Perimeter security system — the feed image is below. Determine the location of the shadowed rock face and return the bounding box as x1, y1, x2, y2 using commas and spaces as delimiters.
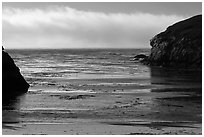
148, 15, 202, 69
2, 47, 29, 101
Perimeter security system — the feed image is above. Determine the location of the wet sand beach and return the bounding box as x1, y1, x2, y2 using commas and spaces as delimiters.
3, 67, 202, 135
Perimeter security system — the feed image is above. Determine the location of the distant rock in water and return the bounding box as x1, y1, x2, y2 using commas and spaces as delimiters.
147, 15, 202, 69
2, 47, 29, 101
134, 54, 147, 60
133, 54, 148, 62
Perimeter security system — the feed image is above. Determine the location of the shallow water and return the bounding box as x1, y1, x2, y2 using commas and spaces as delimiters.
7, 49, 150, 79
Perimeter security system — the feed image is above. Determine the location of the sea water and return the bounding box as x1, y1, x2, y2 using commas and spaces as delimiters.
7, 48, 151, 87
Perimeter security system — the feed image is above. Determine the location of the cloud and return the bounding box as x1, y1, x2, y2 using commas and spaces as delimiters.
3, 6, 185, 49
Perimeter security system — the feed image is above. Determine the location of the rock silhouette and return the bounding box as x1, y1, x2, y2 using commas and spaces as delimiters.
133, 54, 148, 61
2, 47, 29, 101
147, 15, 202, 69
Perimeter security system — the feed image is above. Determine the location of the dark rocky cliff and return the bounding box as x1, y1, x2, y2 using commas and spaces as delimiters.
147, 15, 202, 69
2, 47, 29, 101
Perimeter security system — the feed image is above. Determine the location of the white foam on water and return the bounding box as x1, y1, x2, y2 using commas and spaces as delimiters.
20, 107, 90, 111
43, 89, 94, 93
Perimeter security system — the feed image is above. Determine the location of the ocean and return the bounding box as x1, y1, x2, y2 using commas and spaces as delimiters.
7, 49, 151, 87
3, 48, 202, 135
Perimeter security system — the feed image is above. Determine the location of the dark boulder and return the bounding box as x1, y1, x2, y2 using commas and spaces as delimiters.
2, 47, 29, 101
133, 54, 148, 63
147, 15, 202, 69
134, 54, 147, 60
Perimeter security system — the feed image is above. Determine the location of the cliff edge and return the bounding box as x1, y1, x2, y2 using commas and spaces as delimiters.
147, 15, 202, 69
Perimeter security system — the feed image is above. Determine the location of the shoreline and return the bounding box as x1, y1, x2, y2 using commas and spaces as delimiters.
3, 82, 202, 134
3, 51, 202, 135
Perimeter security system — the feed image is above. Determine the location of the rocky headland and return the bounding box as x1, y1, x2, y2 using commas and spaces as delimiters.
138, 15, 202, 69
2, 47, 29, 101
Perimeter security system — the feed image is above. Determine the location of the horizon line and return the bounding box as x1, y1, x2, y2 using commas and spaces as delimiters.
4, 47, 151, 50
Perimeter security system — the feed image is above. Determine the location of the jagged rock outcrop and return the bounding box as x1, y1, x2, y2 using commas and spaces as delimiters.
2, 47, 29, 101
147, 15, 202, 69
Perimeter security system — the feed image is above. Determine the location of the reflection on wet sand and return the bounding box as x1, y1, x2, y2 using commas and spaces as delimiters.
2, 94, 26, 130
149, 67, 202, 124
150, 67, 202, 85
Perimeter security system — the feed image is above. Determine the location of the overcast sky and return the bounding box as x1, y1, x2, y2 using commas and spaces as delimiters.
2, 2, 202, 49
